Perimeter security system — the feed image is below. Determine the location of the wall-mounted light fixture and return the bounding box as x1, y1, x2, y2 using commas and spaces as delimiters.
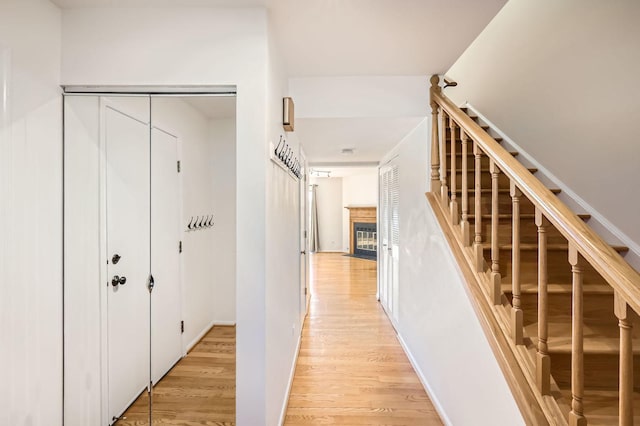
283, 97, 294, 131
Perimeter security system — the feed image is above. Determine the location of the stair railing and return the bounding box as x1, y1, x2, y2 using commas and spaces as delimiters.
428, 75, 640, 425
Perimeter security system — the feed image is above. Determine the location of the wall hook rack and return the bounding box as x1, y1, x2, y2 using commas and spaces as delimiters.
186, 214, 215, 231
270, 135, 302, 180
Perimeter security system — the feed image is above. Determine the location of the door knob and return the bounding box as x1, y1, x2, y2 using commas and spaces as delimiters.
301, 250, 306, 255
111, 275, 127, 287
112, 253, 121, 264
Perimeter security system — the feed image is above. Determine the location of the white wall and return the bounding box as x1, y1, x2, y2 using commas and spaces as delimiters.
0, 1, 62, 425
380, 119, 524, 426
265, 19, 305, 424
209, 117, 237, 324
446, 0, 640, 257
341, 170, 378, 251
61, 8, 268, 424
310, 177, 343, 252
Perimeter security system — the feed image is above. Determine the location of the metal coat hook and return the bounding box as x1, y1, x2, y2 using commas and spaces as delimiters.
187, 214, 215, 231
271, 135, 302, 180
275, 135, 285, 156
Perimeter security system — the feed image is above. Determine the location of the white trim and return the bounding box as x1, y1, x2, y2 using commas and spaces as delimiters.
211, 321, 236, 326
464, 102, 640, 270
185, 319, 215, 353
396, 332, 452, 426
278, 328, 303, 426
98, 97, 109, 425
62, 85, 237, 95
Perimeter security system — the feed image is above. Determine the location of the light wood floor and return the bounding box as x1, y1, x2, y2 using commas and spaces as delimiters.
284, 253, 443, 425
118, 325, 236, 425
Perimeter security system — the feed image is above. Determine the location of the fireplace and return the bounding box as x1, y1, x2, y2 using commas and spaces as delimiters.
345, 206, 376, 259
353, 222, 377, 260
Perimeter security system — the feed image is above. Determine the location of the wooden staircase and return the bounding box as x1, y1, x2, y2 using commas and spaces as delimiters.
427, 75, 640, 425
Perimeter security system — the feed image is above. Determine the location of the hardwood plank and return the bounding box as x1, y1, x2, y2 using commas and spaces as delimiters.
117, 325, 236, 425
284, 253, 443, 425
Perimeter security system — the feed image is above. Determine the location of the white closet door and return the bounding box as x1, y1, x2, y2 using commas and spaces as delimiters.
105, 103, 150, 423
389, 165, 400, 318
379, 167, 390, 308
151, 127, 183, 384
378, 164, 399, 318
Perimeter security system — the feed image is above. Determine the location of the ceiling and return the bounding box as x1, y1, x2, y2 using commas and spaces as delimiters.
51, 0, 266, 7
270, 0, 507, 77
50, 0, 507, 164
297, 117, 424, 163
51, 0, 507, 77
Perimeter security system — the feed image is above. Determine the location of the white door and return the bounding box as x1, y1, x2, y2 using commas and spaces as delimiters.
378, 164, 399, 318
150, 127, 183, 384
299, 150, 309, 320
389, 165, 400, 318
379, 167, 390, 308
104, 102, 151, 423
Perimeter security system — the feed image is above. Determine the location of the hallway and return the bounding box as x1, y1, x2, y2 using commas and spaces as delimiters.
284, 253, 443, 425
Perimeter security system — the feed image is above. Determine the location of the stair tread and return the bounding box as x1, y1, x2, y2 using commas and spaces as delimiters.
484, 243, 628, 253
469, 213, 591, 221
454, 167, 538, 174
572, 389, 640, 425
502, 282, 613, 295
525, 322, 640, 354
455, 150, 518, 157
444, 136, 504, 144
453, 188, 562, 194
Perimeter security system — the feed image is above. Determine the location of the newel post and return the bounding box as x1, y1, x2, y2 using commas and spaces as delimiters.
430, 75, 441, 193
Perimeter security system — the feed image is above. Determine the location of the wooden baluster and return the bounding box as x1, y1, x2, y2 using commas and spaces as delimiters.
460, 131, 470, 246
440, 111, 449, 207
473, 141, 484, 272
489, 159, 501, 305
614, 291, 634, 426
450, 120, 459, 224
569, 244, 587, 426
511, 182, 523, 345
535, 208, 550, 395
430, 75, 441, 194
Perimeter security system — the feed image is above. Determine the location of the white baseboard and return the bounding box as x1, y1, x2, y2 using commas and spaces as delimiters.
211, 320, 236, 326
465, 102, 640, 271
278, 328, 303, 426
396, 332, 452, 426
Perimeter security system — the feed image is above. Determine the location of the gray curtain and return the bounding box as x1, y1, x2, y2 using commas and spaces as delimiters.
309, 184, 319, 252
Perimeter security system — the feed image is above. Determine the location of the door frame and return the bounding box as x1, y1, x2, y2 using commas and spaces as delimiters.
63, 87, 237, 426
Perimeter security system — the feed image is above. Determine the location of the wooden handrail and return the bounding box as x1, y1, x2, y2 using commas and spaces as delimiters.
430, 80, 640, 314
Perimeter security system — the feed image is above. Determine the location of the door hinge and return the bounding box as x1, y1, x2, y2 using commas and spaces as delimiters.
180, 320, 184, 334
177, 160, 181, 173
304, 287, 307, 295
179, 241, 182, 253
